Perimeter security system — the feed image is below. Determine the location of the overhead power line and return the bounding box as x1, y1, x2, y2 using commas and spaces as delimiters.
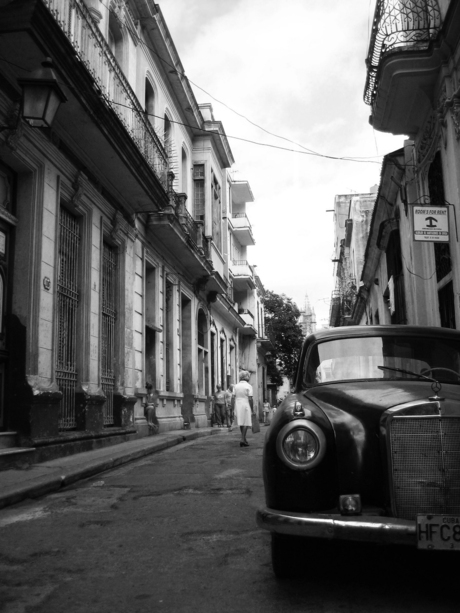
101, 1, 385, 165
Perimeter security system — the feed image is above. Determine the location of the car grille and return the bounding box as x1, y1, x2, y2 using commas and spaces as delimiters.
389, 416, 460, 520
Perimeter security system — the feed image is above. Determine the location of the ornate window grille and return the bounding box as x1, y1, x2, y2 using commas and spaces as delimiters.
101, 242, 117, 425
56, 207, 80, 430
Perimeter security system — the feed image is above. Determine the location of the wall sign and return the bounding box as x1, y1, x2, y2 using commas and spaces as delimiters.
413, 206, 449, 242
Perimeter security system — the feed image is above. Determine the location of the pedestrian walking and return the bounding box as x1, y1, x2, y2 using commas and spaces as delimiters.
225, 384, 234, 431
232, 370, 254, 447
213, 384, 227, 428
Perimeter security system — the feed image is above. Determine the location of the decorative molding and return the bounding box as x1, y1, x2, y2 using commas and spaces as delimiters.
416, 112, 439, 167
437, 83, 448, 147
0, 207, 18, 226
450, 99, 460, 142
110, 210, 134, 243
377, 218, 399, 251
70, 170, 86, 212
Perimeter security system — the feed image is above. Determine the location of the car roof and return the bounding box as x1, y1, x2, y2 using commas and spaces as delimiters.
294, 325, 460, 391
306, 325, 460, 344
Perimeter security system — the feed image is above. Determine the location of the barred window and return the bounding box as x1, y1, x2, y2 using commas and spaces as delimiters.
101, 242, 117, 425
56, 206, 80, 430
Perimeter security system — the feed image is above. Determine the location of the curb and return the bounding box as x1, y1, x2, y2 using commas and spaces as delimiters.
0, 428, 221, 511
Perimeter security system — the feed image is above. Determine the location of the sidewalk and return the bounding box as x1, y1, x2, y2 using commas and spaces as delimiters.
0, 427, 222, 511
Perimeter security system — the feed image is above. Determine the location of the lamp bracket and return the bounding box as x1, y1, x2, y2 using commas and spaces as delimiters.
0, 102, 23, 151
0, 101, 21, 133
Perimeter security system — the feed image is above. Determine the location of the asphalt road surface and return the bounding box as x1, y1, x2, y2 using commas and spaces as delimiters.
1, 427, 459, 613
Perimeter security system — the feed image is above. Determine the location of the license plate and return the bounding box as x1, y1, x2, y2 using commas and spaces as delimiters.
417, 515, 460, 551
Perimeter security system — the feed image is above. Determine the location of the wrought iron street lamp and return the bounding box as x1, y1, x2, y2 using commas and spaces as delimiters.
0, 57, 67, 131
18, 58, 67, 127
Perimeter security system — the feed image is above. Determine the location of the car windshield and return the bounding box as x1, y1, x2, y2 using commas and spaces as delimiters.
303, 335, 460, 385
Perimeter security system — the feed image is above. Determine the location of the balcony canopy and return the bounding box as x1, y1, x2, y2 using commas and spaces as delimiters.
232, 181, 254, 206
364, 0, 443, 135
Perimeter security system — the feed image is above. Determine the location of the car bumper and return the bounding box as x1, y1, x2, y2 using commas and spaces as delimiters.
256, 507, 416, 546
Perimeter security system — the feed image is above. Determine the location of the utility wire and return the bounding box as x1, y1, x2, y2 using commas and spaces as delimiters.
0, 50, 382, 164
110, 99, 381, 163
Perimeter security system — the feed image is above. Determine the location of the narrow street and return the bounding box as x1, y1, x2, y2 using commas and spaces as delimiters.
0, 429, 459, 613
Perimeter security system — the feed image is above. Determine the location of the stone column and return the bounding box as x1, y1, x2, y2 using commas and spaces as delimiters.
113, 393, 137, 428
13, 377, 62, 443
75, 384, 106, 432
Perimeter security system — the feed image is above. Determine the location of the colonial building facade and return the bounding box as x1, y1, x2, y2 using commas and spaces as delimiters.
0, 0, 267, 461
331, 1, 460, 330
329, 190, 377, 327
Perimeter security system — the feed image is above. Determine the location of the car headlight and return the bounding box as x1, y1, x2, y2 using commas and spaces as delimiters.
276, 420, 326, 471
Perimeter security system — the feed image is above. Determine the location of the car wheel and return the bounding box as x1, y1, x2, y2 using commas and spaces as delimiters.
271, 533, 305, 579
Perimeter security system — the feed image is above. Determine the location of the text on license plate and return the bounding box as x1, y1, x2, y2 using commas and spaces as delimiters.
417, 515, 460, 551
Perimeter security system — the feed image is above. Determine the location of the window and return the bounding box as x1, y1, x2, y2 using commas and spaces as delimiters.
305, 335, 460, 386
212, 172, 222, 252
56, 206, 80, 430
145, 79, 155, 128
165, 279, 174, 391
386, 231, 405, 324
181, 148, 188, 195
101, 242, 117, 425
164, 115, 172, 157
145, 263, 157, 387
229, 342, 235, 387
197, 310, 208, 395
210, 330, 216, 393
220, 335, 226, 388
193, 164, 205, 221
108, 12, 123, 66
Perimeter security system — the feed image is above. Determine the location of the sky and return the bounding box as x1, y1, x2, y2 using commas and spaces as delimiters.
159, 0, 403, 329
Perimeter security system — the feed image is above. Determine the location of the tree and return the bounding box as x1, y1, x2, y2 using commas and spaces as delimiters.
262, 291, 305, 387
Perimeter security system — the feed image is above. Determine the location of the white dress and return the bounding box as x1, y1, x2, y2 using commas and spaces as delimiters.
233, 380, 253, 427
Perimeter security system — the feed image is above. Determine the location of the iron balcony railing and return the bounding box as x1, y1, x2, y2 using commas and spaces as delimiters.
43, 0, 168, 186
364, 0, 442, 106
166, 175, 209, 259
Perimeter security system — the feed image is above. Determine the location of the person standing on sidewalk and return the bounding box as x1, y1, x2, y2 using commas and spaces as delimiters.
232, 371, 254, 447
263, 401, 270, 425
225, 384, 234, 430
213, 384, 227, 428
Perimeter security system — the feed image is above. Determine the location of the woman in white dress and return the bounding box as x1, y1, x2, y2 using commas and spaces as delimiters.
232, 370, 254, 447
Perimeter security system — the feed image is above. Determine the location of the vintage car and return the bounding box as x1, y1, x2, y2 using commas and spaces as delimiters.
256, 325, 460, 577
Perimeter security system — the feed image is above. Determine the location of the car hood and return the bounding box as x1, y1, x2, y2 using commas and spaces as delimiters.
303, 380, 460, 506
305, 379, 460, 414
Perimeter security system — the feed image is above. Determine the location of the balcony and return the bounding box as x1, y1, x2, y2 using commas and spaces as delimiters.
238, 309, 257, 336
230, 260, 256, 291
147, 174, 212, 281
364, 0, 443, 135
230, 213, 255, 246
0, 0, 169, 212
